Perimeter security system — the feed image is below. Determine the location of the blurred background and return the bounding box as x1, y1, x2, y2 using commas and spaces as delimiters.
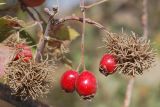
0, 0, 160, 107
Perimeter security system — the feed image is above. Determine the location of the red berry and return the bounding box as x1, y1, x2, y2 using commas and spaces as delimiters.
14, 44, 32, 62
22, 0, 45, 7
75, 71, 97, 100
60, 70, 79, 93
99, 54, 117, 76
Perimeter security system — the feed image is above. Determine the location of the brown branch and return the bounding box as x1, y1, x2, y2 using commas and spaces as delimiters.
32, 7, 47, 25
35, 19, 51, 62
123, 78, 135, 107
0, 83, 50, 107
19, 0, 47, 26
58, 15, 110, 34
35, 8, 58, 62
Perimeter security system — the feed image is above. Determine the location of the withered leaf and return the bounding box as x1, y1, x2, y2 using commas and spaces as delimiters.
0, 44, 15, 76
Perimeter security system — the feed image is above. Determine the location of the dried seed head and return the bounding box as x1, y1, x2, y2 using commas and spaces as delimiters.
103, 32, 156, 76
4, 59, 55, 100
2, 32, 34, 62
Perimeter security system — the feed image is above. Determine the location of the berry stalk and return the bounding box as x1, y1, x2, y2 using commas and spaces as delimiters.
76, 0, 86, 71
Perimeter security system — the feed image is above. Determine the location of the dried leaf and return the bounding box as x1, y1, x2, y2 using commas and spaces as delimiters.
0, 44, 15, 76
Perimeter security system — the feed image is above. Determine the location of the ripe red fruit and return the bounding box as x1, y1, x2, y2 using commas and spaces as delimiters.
99, 54, 117, 76
60, 70, 79, 93
22, 0, 45, 7
75, 71, 97, 100
14, 44, 32, 62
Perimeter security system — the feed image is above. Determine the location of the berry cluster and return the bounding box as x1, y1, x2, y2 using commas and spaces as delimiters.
60, 70, 97, 100
60, 54, 117, 100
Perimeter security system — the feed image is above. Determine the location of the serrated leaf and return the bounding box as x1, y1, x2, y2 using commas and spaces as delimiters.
50, 25, 80, 41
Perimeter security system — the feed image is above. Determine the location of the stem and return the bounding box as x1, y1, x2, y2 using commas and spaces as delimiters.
80, 0, 86, 70
18, 0, 37, 21
32, 8, 47, 25
58, 15, 110, 34
123, 78, 135, 107
142, 0, 148, 39
35, 20, 51, 62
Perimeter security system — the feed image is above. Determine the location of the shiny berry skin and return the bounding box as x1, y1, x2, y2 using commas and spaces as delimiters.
99, 54, 117, 76
22, 0, 45, 7
14, 44, 32, 62
75, 71, 97, 100
60, 70, 79, 93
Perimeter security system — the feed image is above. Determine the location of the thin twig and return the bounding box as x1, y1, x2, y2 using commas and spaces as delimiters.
18, 0, 37, 21
83, 0, 108, 9
142, 0, 148, 39
57, 15, 110, 35
19, 0, 47, 26
123, 78, 135, 107
35, 20, 51, 62
32, 7, 47, 25
35, 7, 58, 62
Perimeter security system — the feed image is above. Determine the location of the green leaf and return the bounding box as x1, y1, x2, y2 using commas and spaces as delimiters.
53, 26, 80, 41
